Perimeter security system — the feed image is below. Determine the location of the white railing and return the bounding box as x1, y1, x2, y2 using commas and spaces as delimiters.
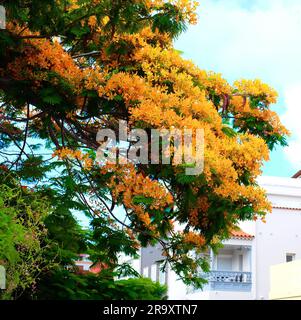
187, 270, 252, 294
204, 270, 252, 283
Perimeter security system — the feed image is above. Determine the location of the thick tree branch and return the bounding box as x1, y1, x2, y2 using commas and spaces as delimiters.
72, 51, 100, 59
12, 103, 31, 167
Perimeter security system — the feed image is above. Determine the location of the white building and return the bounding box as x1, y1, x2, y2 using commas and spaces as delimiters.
135, 175, 301, 300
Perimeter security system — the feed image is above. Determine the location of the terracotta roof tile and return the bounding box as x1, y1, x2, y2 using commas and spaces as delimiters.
292, 170, 301, 178
230, 229, 254, 240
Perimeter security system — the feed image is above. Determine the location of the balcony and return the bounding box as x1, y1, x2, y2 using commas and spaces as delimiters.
202, 270, 252, 291
187, 243, 253, 295
187, 270, 252, 296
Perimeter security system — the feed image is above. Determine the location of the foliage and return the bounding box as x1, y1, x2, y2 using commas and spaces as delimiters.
0, 176, 52, 299
0, 0, 289, 288
0, 173, 166, 300
31, 269, 167, 300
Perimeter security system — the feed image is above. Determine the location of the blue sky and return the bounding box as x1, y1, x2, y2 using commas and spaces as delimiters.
175, 0, 301, 177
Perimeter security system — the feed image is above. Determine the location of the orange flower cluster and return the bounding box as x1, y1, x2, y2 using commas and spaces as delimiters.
90, 29, 280, 218
82, 66, 107, 93
183, 231, 206, 248
6, 27, 83, 92
233, 79, 278, 104
189, 209, 199, 226
101, 163, 173, 229
88, 15, 98, 29
66, 0, 80, 11
102, 73, 148, 106
197, 196, 210, 212
189, 197, 210, 227
53, 148, 93, 169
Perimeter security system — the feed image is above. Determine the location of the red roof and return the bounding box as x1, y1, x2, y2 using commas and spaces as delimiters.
292, 170, 301, 178
230, 229, 254, 240
76, 262, 107, 275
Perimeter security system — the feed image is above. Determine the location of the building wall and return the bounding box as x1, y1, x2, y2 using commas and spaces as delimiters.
167, 176, 301, 300
270, 259, 301, 300
128, 176, 301, 300
75, 254, 92, 271
141, 244, 164, 275
255, 208, 301, 299
255, 176, 301, 300
166, 267, 188, 300
186, 290, 254, 300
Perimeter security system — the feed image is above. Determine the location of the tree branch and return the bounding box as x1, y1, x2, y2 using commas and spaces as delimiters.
72, 51, 100, 59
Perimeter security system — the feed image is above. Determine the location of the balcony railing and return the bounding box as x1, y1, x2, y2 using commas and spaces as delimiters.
187, 271, 252, 294
204, 270, 252, 284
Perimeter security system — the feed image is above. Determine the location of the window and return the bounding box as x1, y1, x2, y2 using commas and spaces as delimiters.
286, 253, 295, 263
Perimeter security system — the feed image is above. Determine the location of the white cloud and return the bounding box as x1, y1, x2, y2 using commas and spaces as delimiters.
282, 85, 301, 169
176, 0, 301, 86
175, 0, 301, 170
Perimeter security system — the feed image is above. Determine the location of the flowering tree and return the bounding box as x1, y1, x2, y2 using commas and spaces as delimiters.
0, 0, 289, 287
